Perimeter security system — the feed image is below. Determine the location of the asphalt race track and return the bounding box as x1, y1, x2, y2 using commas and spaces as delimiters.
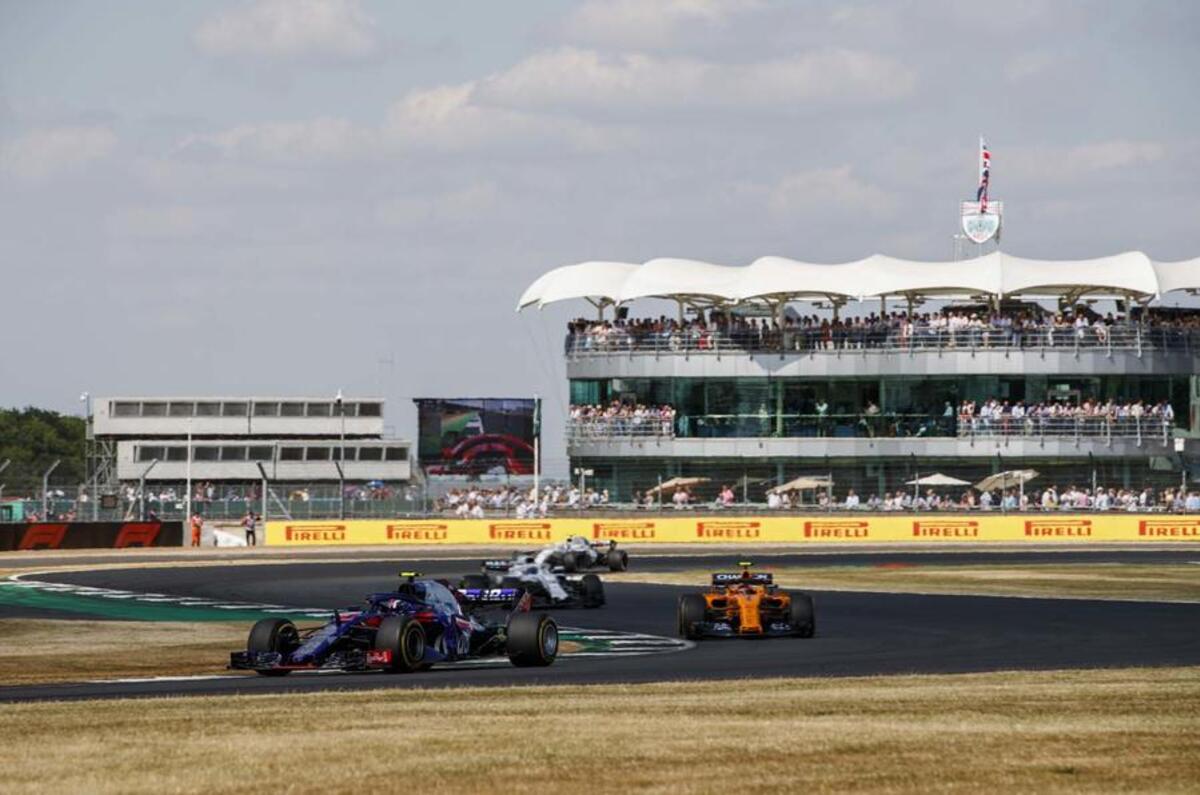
2, 550, 1199, 702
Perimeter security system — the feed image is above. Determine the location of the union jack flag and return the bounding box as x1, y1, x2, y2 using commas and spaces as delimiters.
977, 136, 991, 212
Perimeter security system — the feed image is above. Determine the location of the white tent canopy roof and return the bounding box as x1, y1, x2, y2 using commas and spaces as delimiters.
518, 251, 1200, 310
517, 261, 640, 310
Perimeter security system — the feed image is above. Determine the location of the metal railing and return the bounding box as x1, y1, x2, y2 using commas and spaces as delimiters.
957, 415, 1171, 444
566, 418, 676, 440
565, 325, 1200, 358
566, 413, 1176, 443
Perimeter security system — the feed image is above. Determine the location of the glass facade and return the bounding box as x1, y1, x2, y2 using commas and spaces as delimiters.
571, 375, 1192, 439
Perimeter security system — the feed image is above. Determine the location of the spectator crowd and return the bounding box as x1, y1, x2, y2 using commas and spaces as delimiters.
957, 398, 1175, 436
568, 402, 676, 437
567, 307, 1200, 354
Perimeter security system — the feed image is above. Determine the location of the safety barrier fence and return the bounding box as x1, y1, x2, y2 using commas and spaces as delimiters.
565, 326, 1200, 358
266, 514, 1200, 545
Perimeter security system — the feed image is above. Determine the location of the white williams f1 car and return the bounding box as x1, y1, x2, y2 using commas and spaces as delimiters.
544, 535, 629, 573
461, 549, 606, 609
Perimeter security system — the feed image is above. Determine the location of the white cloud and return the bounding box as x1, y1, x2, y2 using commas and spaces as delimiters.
562, 0, 764, 49
475, 47, 915, 116
0, 125, 117, 182
177, 117, 373, 162
1010, 140, 1168, 183
769, 166, 895, 217
374, 182, 501, 228
194, 0, 377, 61
1005, 51, 1059, 82
381, 83, 640, 154
105, 205, 217, 240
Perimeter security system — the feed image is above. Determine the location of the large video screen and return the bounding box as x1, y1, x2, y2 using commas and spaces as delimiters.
414, 398, 539, 476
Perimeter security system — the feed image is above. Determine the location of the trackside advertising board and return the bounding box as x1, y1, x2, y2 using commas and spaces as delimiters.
266, 515, 1200, 546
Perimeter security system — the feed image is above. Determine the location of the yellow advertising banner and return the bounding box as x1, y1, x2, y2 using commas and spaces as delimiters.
266, 514, 1200, 546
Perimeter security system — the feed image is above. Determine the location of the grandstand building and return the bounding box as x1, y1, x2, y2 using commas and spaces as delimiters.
521, 252, 1200, 501
88, 396, 410, 488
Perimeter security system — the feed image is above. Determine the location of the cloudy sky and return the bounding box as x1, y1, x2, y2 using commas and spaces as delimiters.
2, 0, 1197, 465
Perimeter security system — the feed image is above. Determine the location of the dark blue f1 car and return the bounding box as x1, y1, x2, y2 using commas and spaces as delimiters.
229, 572, 559, 675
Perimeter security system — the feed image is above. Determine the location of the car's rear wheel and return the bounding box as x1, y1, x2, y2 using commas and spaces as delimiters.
677, 594, 707, 640
374, 616, 427, 673
247, 618, 299, 676
506, 612, 558, 667
459, 574, 489, 590
789, 593, 815, 638
561, 552, 579, 573
580, 573, 605, 608
607, 550, 629, 572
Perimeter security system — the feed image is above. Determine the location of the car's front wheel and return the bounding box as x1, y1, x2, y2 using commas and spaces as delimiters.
677, 594, 707, 640
789, 593, 815, 638
580, 574, 605, 608
246, 618, 299, 677
506, 612, 558, 667
375, 616, 427, 672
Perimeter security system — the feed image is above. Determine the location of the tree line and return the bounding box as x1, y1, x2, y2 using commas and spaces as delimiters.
0, 407, 85, 497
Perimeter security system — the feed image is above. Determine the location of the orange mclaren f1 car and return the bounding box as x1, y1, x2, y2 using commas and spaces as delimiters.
677, 562, 814, 640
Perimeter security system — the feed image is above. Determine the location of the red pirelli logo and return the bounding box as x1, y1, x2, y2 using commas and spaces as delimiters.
489, 523, 551, 541
1024, 519, 1092, 538
386, 524, 449, 541
804, 521, 869, 539
1138, 519, 1200, 538
284, 524, 346, 542
593, 522, 656, 540
696, 521, 761, 539
912, 520, 979, 538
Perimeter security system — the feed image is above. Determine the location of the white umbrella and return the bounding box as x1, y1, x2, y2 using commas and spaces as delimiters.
768, 476, 834, 496
975, 469, 1039, 492
905, 473, 972, 487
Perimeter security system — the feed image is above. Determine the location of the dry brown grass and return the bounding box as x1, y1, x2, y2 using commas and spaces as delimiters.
0, 667, 1197, 793
0, 620, 251, 685
618, 563, 1200, 602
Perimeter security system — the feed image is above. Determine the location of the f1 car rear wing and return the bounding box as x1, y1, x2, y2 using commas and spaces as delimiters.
482, 560, 512, 572
712, 572, 773, 586
457, 587, 523, 603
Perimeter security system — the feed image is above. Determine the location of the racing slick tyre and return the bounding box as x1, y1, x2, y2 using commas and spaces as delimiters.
789, 593, 815, 638
580, 573, 605, 608
374, 616, 427, 673
247, 618, 299, 677
459, 574, 489, 590
677, 594, 707, 640
506, 612, 558, 667
561, 552, 579, 573
606, 550, 629, 572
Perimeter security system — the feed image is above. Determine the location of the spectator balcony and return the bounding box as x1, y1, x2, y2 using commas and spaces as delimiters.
564, 326, 1200, 380
565, 413, 1176, 460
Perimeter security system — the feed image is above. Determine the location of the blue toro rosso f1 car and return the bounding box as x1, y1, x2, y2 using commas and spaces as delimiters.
229, 572, 559, 675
